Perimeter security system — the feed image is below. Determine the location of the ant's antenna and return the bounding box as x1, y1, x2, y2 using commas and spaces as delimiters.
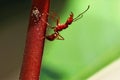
73, 5, 90, 22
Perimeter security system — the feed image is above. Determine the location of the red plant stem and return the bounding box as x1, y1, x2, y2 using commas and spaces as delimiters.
19, 0, 50, 80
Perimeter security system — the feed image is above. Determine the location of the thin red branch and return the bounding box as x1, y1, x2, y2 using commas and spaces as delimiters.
19, 0, 50, 80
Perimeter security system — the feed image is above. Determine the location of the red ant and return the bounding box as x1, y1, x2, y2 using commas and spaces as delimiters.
46, 5, 90, 41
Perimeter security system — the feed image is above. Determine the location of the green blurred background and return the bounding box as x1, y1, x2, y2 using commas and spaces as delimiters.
0, 0, 120, 80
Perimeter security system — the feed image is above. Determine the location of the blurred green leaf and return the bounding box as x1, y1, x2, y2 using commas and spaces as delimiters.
41, 0, 120, 80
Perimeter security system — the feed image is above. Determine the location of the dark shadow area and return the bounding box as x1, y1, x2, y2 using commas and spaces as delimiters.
0, 0, 31, 30
0, 0, 30, 79
0, 16, 27, 79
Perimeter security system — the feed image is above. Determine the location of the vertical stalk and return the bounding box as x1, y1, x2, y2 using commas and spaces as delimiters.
19, 0, 50, 80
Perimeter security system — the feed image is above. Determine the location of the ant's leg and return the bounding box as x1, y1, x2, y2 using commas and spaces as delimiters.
57, 34, 64, 40
45, 11, 60, 24
48, 11, 60, 21
56, 18, 60, 25
49, 11, 60, 25
51, 11, 60, 18
40, 18, 55, 29
40, 12, 58, 29
56, 32, 64, 40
